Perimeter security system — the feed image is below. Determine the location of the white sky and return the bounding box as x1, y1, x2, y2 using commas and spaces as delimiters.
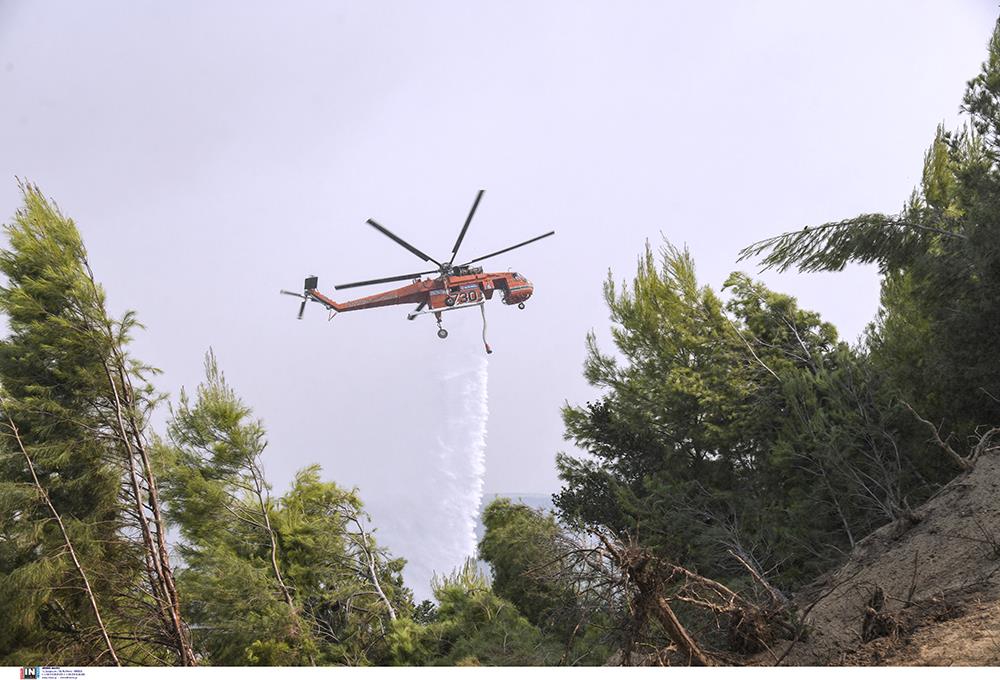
1, 1, 996, 589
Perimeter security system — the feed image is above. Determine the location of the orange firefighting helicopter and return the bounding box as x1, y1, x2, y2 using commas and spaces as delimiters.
280, 190, 554, 354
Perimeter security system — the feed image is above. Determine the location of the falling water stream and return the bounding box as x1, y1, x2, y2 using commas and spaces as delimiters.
431, 353, 490, 567
375, 323, 490, 601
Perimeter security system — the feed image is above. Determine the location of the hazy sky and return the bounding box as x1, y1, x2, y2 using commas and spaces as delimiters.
1, 1, 996, 590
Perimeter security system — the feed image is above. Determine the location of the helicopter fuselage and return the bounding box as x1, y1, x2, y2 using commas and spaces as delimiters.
306, 270, 533, 316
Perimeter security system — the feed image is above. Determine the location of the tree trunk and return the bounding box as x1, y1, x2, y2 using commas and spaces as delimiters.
651, 595, 714, 666
101, 356, 195, 665
248, 462, 316, 665
84, 262, 196, 666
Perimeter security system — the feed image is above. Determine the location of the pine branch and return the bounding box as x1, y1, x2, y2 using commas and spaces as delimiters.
738, 213, 964, 274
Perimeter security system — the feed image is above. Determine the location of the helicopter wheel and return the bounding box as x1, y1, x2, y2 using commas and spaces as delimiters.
437, 328, 449, 339
445, 296, 456, 307
518, 302, 525, 310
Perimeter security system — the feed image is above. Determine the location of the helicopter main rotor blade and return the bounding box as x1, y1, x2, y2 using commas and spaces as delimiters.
460, 230, 555, 267
450, 189, 484, 263
365, 218, 443, 268
334, 269, 439, 291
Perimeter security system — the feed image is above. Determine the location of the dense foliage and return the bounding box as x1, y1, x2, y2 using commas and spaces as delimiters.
0, 185, 129, 664
387, 559, 560, 665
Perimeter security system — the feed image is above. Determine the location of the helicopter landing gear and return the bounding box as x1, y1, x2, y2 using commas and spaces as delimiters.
445, 296, 456, 306
435, 310, 448, 339
518, 302, 525, 310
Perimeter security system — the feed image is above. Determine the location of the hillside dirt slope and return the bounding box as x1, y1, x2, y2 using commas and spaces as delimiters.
771, 450, 1000, 666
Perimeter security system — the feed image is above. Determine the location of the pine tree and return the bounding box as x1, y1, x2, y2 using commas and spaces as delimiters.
159, 352, 408, 665
386, 559, 559, 666
478, 498, 613, 664
0, 183, 193, 664
556, 240, 921, 590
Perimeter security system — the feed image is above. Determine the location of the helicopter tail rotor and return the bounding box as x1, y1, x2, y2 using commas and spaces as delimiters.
280, 275, 320, 319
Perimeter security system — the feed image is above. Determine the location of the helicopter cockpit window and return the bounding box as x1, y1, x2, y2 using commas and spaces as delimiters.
512, 272, 525, 281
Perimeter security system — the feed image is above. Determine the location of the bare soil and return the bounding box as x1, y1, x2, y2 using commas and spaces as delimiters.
767, 449, 1000, 665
